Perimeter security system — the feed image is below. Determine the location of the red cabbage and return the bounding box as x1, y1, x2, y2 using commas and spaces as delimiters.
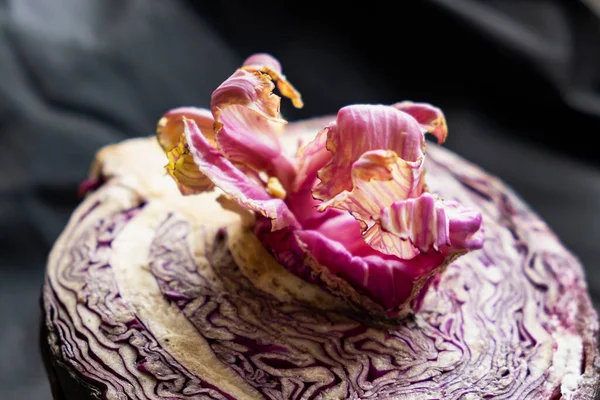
41, 132, 600, 399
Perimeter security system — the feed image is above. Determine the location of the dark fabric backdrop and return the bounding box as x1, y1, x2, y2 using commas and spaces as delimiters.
1, 1, 599, 398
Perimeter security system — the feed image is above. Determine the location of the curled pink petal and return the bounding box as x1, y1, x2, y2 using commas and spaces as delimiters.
313, 105, 425, 201
381, 194, 484, 253
380, 193, 450, 253
157, 107, 215, 151
362, 224, 420, 259
393, 101, 448, 144
242, 53, 303, 108
156, 107, 216, 194
243, 53, 283, 72
316, 150, 424, 258
215, 101, 297, 189
211, 64, 299, 189
184, 119, 299, 231
317, 150, 424, 215
446, 201, 485, 249
211, 69, 286, 127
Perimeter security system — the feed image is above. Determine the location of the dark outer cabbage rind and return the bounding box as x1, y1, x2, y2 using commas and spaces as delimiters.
41, 136, 600, 400
40, 321, 98, 400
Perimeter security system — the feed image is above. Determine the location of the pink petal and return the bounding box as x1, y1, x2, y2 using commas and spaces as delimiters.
157, 107, 215, 151
379, 193, 450, 254
318, 150, 424, 215
293, 127, 332, 192
211, 69, 285, 126
393, 101, 448, 144
243, 53, 284, 73
362, 224, 420, 259
446, 201, 485, 250
313, 105, 425, 202
211, 68, 297, 189
242, 53, 304, 108
380, 192, 484, 253
156, 107, 216, 195
256, 220, 452, 316
285, 127, 334, 226
293, 229, 447, 315
184, 119, 299, 231
316, 149, 424, 258
285, 184, 330, 227
310, 212, 369, 254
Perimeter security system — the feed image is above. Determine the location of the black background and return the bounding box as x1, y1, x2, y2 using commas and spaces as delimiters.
1, 0, 599, 398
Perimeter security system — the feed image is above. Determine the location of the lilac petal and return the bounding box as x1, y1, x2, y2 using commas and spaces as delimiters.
184, 119, 299, 231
